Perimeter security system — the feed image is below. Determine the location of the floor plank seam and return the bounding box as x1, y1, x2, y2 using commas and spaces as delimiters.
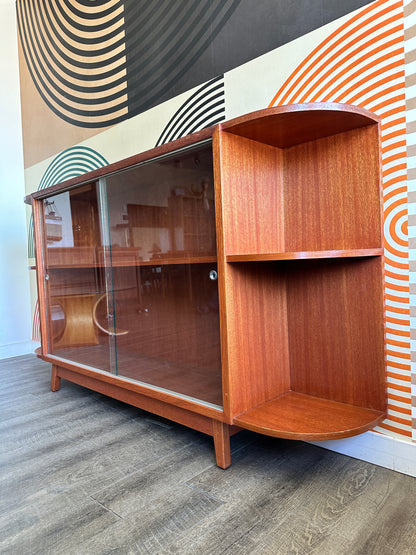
89, 496, 124, 520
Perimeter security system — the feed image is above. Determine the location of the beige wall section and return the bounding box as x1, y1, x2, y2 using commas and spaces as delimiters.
17, 38, 110, 169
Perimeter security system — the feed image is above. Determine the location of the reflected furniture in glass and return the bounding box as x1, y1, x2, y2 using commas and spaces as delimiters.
27, 104, 387, 468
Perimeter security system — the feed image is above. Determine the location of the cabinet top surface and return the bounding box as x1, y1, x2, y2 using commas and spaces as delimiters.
26, 103, 379, 202
222, 102, 380, 148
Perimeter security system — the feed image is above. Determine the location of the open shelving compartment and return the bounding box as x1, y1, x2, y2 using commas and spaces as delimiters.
215, 104, 387, 440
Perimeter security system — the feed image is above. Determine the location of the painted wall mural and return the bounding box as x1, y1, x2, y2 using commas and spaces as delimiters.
155, 75, 225, 146
16, 0, 373, 131
17, 0, 416, 444
16, 0, 235, 128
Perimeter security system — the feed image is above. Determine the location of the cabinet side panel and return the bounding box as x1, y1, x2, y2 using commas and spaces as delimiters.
226, 263, 291, 417
284, 124, 381, 252
219, 131, 284, 256
287, 257, 386, 412
32, 199, 50, 354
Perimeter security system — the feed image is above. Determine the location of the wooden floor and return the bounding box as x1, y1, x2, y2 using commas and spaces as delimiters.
1, 355, 415, 554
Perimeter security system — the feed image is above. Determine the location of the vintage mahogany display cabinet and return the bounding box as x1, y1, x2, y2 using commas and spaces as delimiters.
27, 103, 387, 468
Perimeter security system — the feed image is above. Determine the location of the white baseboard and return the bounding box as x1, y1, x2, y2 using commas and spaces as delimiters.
308, 431, 416, 477
0, 341, 39, 360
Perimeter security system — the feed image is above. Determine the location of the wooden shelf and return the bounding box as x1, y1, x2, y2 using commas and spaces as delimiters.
226, 248, 383, 263
233, 391, 386, 440
111, 255, 217, 267
46, 254, 217, 269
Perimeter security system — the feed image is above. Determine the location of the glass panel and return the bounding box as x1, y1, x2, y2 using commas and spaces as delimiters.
105, 142, 223, 407
42, 183, 116, 372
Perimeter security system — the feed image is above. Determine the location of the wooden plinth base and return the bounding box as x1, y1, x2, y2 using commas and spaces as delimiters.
47, 360, 238, 469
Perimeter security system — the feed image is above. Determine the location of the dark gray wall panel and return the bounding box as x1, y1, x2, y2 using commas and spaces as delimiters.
124, 0, 374, 117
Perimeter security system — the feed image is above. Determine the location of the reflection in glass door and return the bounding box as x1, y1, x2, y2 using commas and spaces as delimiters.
42, 183, 117, 373
105, 142, 223, 407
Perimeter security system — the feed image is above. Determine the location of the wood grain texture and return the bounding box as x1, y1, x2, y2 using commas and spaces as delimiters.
284, 124, 381, 252
221, 102, 380, 148
50, 364, 61, 391
218, 130, 284, 256
225, 263, 291, 417
212, 420, 232, 469
233, 391, 385, 440
29, 104, 386, 460
52, 294, 100, 348
286, 257, 386, 411
181, 437, 415, 555
226, 248, 383, 262
32, 199, 50, 355
44, 356, 225, 423
212, 126, 232, 418
53, 342, 222, 407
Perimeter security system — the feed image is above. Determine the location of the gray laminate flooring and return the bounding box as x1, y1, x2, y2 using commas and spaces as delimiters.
0, 354, 415, 554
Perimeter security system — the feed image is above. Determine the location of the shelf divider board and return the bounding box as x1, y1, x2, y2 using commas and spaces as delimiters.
223, 262, 291, 418
226, 248, 383, 262
218, 130, 285, 256
46, 248, 217, 268
233, 391, 386, 440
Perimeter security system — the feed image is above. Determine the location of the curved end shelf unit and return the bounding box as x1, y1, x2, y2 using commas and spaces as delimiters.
234, 393, 386, 441
28, 103, 386, 468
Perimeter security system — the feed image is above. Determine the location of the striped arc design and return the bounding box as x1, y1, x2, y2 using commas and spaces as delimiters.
403, 0, 416, 441
155, 76, 225, 147
270, 0, 412, 439
16, 0, 128, 128
27, 146, 109, 259
16, 0, 240, 128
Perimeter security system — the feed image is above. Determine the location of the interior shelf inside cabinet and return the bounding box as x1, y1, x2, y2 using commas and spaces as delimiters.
46, 246, 217, 268
233, 392, 386, 440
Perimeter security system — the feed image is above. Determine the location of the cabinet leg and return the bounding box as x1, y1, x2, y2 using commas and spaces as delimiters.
212, 420, 231, 469
51, 364, 61, 391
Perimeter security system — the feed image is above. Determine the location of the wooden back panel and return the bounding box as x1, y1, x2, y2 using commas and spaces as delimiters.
286, 257, 386, 411
284, 124, 381, 252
